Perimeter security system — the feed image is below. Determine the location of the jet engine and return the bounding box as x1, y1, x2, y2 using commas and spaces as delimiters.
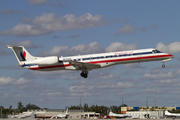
34, 56, 59, 65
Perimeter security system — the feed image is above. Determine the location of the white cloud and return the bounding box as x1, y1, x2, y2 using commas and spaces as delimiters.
151, 23, 158, 29
116, 24, 136, 35
14, 78, 32, 85
9, 40, 37, 48
0, 13, 106, 37
40, 41, 104, 56
27, 0, 48, 5
143, 88, 161, 93
0, 77, 13, 85
30, 13, 57, 24
39, 41, 138, 58
69, 81, 134, 98
115, 24, 147, 35
116, 82, 134, 88
1, 9, 19, 15
0, 47, 11, 56
105, 42, 138, 52
41, 92, 62, 96
142, 71, 175, 80
177, 69, 180, 74
159, 79, 178, 84
156, 42, 180, 54
0, 24, 50, 37
0, 77, 33, 86
122, 63, 145, 68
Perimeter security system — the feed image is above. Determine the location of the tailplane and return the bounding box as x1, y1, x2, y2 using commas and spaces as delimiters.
7, 45, 34, 64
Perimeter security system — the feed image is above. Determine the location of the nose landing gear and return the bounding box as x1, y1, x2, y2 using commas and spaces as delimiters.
162, 62, 165, 68
162, 64, 165, 68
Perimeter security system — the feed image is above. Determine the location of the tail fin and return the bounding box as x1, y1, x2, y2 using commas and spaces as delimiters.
65, 108, 68, 115
7, 45, 34, 64
165, 109, 170, 115
109, 109, 113, 115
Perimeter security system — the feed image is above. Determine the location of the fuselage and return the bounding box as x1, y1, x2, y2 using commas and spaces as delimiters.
165, 110, 180, 117
109, 111, 131, 118
22, 48, 174, 71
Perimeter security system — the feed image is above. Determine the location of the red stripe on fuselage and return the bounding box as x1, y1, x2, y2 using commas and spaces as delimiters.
29, 54, 174, 70
29, 64, 71, 70
89, 54, 173, 64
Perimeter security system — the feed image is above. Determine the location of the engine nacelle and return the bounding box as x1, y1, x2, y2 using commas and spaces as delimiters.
34, 56, 59, 65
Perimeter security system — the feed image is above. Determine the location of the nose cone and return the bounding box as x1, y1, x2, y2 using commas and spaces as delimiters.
169, 54, 175, 59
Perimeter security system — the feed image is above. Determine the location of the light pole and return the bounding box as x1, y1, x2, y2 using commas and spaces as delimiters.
145, 97, 148, 107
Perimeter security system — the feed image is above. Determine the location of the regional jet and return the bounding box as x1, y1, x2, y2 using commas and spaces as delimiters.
7, 45, 174, 78
50, 108, 68, 119
11, 112, 34, 119
109, 109, 131, 118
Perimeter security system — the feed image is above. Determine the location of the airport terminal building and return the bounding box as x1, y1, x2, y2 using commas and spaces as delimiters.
27, 109, 100, 119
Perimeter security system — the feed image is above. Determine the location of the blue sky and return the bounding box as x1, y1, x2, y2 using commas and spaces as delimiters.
1, 0, 180, 109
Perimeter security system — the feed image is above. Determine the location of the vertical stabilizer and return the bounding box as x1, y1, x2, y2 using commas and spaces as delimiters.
7, 45, 34, 64
65, 108, 68, 115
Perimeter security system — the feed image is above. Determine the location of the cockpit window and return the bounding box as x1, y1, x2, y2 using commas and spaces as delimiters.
152, 49, 162, 53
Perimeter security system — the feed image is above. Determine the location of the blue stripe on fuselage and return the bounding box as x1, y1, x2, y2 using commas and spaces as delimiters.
21, 64, 36, 67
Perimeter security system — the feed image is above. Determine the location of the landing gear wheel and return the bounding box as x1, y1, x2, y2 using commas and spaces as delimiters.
84, 74, 87, 78
162, 64, 165, 68
80, 72, 88, 78
81, 72, 84, 77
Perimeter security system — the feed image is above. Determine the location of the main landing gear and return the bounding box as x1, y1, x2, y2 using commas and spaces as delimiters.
80, 72, 88, 78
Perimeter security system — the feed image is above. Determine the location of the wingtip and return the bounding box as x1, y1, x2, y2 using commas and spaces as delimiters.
6, 45, 12, 48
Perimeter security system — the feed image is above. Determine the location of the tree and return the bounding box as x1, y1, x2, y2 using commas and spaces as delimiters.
18, 101, 23, 110
8, 105, 12, 114
26, 103, 40, 110
83, 103, 89, 112
69, 105, 80, 109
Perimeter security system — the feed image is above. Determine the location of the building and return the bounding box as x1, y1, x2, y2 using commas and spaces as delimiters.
27, 109, 100, 119
120, 106, 180, 119
126, 111, 164, 119
121, 106, 180, 113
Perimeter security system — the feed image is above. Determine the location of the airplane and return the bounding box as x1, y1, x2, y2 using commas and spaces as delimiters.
11, 112, 34, 119
109, 109, 131, 118
7, 45, 174, 78
165, 109, 180, 118
50, 108, 68, 119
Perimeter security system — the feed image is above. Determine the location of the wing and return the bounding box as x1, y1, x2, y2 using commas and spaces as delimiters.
67, 60, 101, 70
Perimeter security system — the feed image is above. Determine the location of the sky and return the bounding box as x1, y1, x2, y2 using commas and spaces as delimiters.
1, 0, 180, 109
